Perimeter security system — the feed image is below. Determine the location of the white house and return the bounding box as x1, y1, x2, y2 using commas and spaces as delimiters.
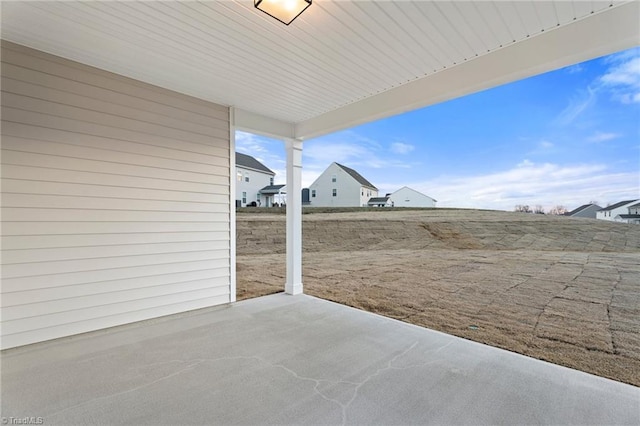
565, 203, 602, 219
236, 152, 275, 207
596, 199, 639, 222
308, 162, 378, 207
389, 186, 437, 208
614, 201, 640, 224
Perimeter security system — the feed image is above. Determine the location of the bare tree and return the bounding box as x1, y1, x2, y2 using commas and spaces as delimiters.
548, 205, 567, 215
514, 204, 532, 213
534, 205, 545, 214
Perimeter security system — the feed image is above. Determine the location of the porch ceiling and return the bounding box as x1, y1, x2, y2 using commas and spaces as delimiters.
1, 1, 638, 140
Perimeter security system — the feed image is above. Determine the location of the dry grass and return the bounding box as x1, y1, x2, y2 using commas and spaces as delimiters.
236, 209, 640, 386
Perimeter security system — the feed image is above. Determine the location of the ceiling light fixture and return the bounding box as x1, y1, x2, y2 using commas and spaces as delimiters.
254, 0, 312, 25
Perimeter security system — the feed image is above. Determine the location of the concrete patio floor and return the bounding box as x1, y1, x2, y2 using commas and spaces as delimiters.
2, 293, 638, 425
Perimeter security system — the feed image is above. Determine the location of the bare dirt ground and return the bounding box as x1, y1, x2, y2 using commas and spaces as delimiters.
236, 208, 640, 386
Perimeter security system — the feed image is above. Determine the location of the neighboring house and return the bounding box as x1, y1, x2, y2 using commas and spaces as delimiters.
308, 162, 378, 207
614, 201, 640, 224
596, 199, 639, 221
236, 152, 275, 207
614, 214, 640, 224
367, 196, 392, 207
628, 202, 640, 215
565, 203, 602, 219
388, 186, 437, 208
259, 184, 286, 207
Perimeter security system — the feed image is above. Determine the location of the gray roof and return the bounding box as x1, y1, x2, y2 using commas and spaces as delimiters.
629, 202, 640, 208
259, 184, 285, 194
566, 203, 601, 216
367, 197, 389, 204
335, 163, 377, 190
599, 199, 639, 211
617, 214, 640, 219
236, 152, 274, 175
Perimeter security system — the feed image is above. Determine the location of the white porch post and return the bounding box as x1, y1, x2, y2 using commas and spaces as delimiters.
285, 138, 303, 295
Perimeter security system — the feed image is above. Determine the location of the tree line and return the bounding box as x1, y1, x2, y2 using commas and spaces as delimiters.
514, 201, 599, 215
514, 205, 566, 215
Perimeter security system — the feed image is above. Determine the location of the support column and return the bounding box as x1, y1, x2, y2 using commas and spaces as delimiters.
285, 138, 303, 295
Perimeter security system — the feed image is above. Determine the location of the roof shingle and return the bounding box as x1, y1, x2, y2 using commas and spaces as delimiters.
599, 200, 639, 211
236, 152, 274, 175
335, 163, 377, 190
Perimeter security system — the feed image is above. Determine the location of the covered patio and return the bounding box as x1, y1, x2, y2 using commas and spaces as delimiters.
1, 1, 639, 423
3, 293, 639, 425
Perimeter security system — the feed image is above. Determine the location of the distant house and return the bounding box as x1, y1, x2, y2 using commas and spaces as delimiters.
367, 196, 392, 207
628, 202, 640, 215
308, 162, 378, 207
613, 201, 640, 224
596, 199, 639, 221
565, 203, 601, 219
235, 152, 275, 207
259, 184, 286, 207
388, 186, 437, 208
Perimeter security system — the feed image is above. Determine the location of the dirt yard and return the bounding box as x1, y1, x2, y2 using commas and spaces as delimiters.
236, 208, 640, 386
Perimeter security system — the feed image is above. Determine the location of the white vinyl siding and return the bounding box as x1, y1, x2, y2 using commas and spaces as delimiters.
1, 41, 232, 349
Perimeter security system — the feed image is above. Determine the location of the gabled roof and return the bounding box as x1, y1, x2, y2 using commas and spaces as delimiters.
629, 202, 640, 209
236, 152, 274, 175
566, 203, 601, 216
259, 184, 285, 194
335, 163, 377, 190
392, 186, 437, 202
599, 200, 639, 211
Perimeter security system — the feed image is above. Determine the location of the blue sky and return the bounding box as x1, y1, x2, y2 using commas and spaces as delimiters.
236, 47, 640, 212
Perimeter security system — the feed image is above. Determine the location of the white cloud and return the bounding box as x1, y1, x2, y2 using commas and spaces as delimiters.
565, 63, 584, 74
599, 48, 640, 104
378, 160, 639, 212
390, 142, 415, 154
235, 131, 269, 154
302, 131, 416, 178
556, 48, 639, 125
235, 131, 287, 183
587, 132, 622, 143
556, 87, 596, 125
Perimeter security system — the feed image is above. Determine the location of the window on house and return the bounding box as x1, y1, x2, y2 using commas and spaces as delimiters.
312, 189, 316, 198
270, 177, 274, 185
242, 192, 247, 204
245, 173, 250, 182
331, 174, 336, 183
332, 189, 337, 197
237, 171, 242, 182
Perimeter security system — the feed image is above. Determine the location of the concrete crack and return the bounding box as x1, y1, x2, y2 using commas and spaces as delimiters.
45, 340, 455, 425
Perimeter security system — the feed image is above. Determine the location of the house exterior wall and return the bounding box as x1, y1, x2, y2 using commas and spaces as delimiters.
308, 163, 377, 207
389, 187, 436, 208
569, 204, 601, 219
235, 165, 273, 207
360, 186, 377, 207
0, 41, 232, 349
596, 201, 639, 221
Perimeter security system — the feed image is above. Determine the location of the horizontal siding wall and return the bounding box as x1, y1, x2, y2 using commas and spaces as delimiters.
1, 41, 231, 349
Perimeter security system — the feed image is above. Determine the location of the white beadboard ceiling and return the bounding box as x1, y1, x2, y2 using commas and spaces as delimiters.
1, 1, 638, 139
